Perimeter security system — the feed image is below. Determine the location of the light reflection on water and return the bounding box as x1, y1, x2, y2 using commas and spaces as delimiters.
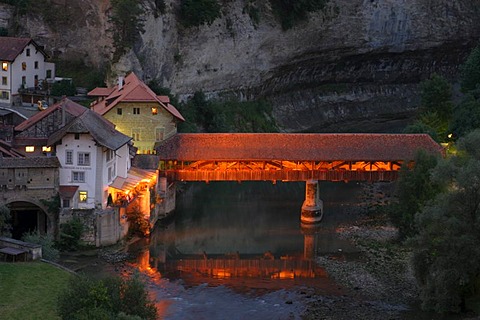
126, 181, 364, 319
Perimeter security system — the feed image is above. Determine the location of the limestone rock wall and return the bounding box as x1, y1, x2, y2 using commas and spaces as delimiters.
7, 0, 480, 132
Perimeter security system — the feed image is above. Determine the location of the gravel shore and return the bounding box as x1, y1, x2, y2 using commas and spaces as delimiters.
303, 182, 420, 320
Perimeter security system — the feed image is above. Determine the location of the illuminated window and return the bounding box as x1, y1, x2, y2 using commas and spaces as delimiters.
79, 191, 87, 202
2, 77, 6, 85
151, 107, 158, 115
22, 62, 26, 71
25, 146, 34, 152
2, 62, 7, 71
65, 150, 73, 165
133, 107, 140, 114
42, 146, 51, 152
77, 152, 90, 166
72, 171, 85, 182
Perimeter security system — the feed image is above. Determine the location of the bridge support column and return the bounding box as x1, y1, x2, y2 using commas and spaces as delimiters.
301, 180, 323, 224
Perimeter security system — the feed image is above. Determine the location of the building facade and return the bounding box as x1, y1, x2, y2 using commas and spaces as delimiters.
88, 72, 184, 154
0, 37, 55, 104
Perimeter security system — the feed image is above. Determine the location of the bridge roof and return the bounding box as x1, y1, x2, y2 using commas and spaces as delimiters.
156, 133, 444, 162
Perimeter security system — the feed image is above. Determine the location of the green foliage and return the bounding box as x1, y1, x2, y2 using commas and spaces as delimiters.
411, 132, 480, 313
179, 0, 222, 28
57, 217, 84, 251
54, 59, 106, 91
403, 120, 439, 142
126, 205, 150, 237
420, 73, 453, 121
451, 93, 480, 138
0, 204, 11, 237
22, 231, 59, 261
0, 27, 8, 36
109, 0, 145, 58
177, 91, 278, 133
388, 150, 441, 239
58, 273, 157, 320
269, 0, 328, 30
461, 44, 480, 93
51, 80, 77, 97
243, 1, 261, 28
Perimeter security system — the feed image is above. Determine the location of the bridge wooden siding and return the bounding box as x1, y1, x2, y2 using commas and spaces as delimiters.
155, 133, 444, 182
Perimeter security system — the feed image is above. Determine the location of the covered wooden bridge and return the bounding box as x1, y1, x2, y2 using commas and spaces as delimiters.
155, 133, 444, 224
155, 133, 444, 182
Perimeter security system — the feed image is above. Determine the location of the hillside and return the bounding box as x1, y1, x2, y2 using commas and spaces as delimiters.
2, 0, 480, 132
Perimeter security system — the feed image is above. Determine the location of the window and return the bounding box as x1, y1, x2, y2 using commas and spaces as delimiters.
25, 146, 34, 152
62, 199, 70, 208
108, 165, 116, 182
1, 91, 9, 100
77, 152, 90, 166
26, 48, 30, 56
106, 149, 114, 162
42, 146, 51, 152
65, 150, 73, 165
133, 107, 140, 114
34, 61, 38, 69
22, 62, 26, 71
2, 62, 7, 71
117, 108, 122, 115
132, 128, 140, 141
151, 107, 158, 115
46, 69, 52, 78
21, 76, 26, 85
79, 191, 87, 202
72, 171, 85, 182
74, 133, 80, 140
2, 77, 6, 85
155, 127, 164, 141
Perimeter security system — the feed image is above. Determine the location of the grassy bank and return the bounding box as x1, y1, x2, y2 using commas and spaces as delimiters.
0, 262, 73, 320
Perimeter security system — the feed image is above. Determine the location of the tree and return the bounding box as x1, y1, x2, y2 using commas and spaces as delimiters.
388, 150, 441, 239
0, 204, 11, 237
461, 44, 480, 93
58, 273, 157, 320
269, 0, 328, 30
450, 93, 480, 138
412, 130, 480, 313
109, 0, 145, 56
420, 73, 453, 121
179, 0, 221, 28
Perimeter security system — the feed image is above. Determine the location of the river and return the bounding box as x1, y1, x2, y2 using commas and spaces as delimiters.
125, 180, 372, 319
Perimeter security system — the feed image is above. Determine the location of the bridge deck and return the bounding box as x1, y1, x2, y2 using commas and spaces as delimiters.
155, 133, 444, 182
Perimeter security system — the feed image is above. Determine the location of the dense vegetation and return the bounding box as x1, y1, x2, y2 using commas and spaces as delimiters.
389, 43, 480, 314
58, 272, 157, 320
179, 0, 222, 28
109, 0, 145, 58
0, 204, 11, 237
269, 0, 329, 30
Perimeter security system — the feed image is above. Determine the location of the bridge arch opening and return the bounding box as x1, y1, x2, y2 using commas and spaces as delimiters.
8, 201, 49, 240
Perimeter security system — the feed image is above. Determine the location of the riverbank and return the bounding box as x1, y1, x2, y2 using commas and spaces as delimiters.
304, 182, 419, 320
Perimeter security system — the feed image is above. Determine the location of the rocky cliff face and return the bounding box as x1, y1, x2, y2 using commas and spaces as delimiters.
6, 0, 480, 132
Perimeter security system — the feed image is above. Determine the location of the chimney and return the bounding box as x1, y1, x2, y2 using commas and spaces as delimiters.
118, 76, 124, 90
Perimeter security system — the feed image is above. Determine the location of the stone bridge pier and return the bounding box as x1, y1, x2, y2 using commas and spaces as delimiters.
301, 180, 323, 224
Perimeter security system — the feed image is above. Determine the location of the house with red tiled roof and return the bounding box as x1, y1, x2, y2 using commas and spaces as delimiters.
0, 37, 55, 104
88, 72, 184, 154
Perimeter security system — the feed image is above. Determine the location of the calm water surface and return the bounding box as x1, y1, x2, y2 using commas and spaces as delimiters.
126, 181, 366, 319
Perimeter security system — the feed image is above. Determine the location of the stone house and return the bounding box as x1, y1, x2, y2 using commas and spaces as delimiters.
0, 37, 55, 104
5, 98, 157, 246
88, 72, 184, 154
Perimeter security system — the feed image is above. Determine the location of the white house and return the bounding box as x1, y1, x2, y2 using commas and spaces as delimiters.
0, 37, 55, 104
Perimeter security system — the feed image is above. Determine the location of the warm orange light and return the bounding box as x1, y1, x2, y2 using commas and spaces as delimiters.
42, 146, 51, 152
25, 146, 34, 152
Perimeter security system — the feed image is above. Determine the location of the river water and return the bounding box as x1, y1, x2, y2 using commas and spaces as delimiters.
126, 181, 368, 319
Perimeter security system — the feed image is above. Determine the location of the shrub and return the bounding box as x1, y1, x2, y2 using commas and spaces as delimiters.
179, 0, 221, 28
51, 79, 76, 97
58, 273, 157, 320
269, 0, 328, 30
57, 217, 84, 251
22, 231, 59, 261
